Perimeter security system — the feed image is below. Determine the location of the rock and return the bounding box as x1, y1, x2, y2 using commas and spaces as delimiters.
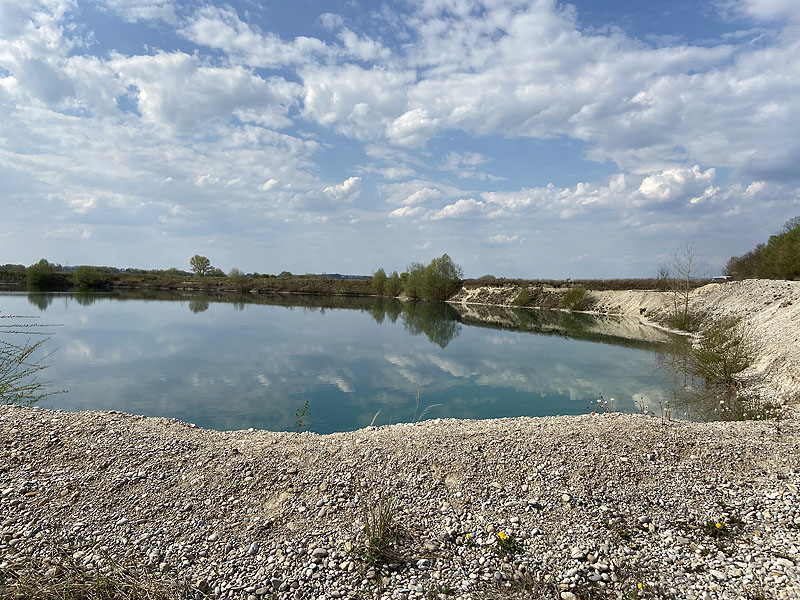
311, 547, 328, 558
247, 542, 259, 556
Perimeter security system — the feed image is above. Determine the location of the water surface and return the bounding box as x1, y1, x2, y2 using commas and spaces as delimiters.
1, 291, 681, 433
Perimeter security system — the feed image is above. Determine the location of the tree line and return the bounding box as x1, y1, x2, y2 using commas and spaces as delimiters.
724, 215, 800, 280
371, 254, 464, 302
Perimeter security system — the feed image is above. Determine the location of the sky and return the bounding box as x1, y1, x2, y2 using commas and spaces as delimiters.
1, 0, 799, 278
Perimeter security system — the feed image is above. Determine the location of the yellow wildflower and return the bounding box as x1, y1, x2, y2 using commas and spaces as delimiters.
637, 583, 643, 589
715, 521, 725, 529
498, 531, 508, 540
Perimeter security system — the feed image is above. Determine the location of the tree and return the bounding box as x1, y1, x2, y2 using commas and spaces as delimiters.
760, 221, 800, 280
371, 268, 387, 296
403, 262, 426, 299
189, 255, 213, 277
228, 267, 251, 293
26, 258, 58, 289
385, 271, 402, 297
724, 244, 764, 280
422, 254, 463, 301
210, 267, 225, 277
665, 240, 705, 331
72, 265, 104, 289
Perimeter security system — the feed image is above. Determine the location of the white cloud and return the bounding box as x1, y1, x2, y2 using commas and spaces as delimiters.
386, 108, 439, 147
94, 0, 177, 24
323, 176, 361, 203
111, 51, 301, 134
260, 178, 279, 192
388, 205, 425, 219
487, 233, 522, 245
637, 165, 716, 204
180, 5, 329, 67
302, 64, 414, 140
735, 0, 800, 21
402, 187, 441, 206
430, 198, 484, 220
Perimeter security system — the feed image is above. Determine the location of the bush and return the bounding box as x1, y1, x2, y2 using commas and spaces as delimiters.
72, 265, 104, 289
560, 285, 596, 311
512, 285, 532, 306
690, 315, 760, 386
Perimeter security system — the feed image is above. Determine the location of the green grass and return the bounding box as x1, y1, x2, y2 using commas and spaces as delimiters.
358, 498, 402, 571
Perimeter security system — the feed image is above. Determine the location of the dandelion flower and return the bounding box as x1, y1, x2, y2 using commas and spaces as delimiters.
715, 522, 725, 529
498, 531, 508, 540
638, 583, 643, 589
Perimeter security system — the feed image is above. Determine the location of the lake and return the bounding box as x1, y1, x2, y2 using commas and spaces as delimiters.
1, 291, 683, 433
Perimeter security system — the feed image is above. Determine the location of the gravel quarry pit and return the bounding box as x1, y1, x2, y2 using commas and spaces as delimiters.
1, 279, 799, 599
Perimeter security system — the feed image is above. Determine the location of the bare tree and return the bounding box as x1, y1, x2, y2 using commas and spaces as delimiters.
668, 240, 705, 331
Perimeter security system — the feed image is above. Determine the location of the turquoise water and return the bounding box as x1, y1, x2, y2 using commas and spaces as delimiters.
1, 291, 679, 433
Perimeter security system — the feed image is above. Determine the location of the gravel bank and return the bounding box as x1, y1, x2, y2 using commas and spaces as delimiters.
1, 406, 798, 599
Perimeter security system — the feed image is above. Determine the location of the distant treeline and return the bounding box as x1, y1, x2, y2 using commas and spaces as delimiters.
724, 216, 800, 280
0, 259, 372, 296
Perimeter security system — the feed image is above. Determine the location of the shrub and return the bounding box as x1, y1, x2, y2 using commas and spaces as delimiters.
72, 265, 104, 289
560, 285, 596, 311
512, 285, 532, 306
690, 315, 760, 386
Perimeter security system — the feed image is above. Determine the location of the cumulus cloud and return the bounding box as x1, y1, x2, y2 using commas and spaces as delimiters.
637, 165, 716, 204
388, 205, 425, 219
323, 176, 362, 202
179, 5, 329, 67
111, 51, 301, 134
401, 187, 441, 206
430, 198, 484, 220
386, 108, 439, 147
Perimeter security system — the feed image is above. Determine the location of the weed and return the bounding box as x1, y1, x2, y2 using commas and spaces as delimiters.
493, 531, 522, 559
426, 583, 456, 599
358, 498, 402, 571
295, 399, 310, 432
412, 383, 442, 423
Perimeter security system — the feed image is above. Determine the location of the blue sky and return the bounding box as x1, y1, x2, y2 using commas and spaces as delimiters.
1, 0, 799, 278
